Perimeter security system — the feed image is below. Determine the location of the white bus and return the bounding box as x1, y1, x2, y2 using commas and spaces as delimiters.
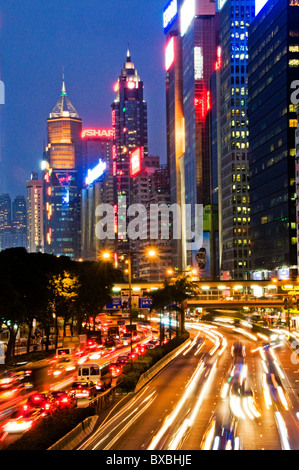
77, 361, 112, 391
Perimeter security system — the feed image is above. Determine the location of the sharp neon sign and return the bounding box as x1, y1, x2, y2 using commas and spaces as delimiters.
86, 159, 107, 186
81, 129, 114, 139
163, 0, 178, 34
130, 148, 144, 177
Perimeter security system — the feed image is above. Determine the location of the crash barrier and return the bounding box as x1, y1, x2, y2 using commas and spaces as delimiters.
134, 337, 192, 394
87, 385, 118, 414
48, 415, 99, 450
47, 386, 119, 450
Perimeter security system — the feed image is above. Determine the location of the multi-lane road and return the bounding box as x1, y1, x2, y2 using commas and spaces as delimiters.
78, 321, 299, 451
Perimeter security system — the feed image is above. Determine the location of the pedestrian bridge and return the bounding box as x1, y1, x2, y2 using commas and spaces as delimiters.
109, 279, 297, 310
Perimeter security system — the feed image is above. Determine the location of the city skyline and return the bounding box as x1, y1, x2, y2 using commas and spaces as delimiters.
0, 0, 167, 199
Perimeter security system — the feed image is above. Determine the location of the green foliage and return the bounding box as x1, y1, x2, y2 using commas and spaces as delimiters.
0, 248, 123, 361
5, 407, 95, 450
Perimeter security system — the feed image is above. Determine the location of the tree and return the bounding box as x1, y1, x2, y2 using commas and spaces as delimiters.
150, 276, 199, 335
49, 270, 79, 347
75, 260, 123, 334
169, 276, 199, 334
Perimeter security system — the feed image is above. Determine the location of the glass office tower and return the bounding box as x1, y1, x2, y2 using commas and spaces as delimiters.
248, 0, 299, 278
111, 49, 148, 267
218, 0, 255, 280
164, 0, 219, 279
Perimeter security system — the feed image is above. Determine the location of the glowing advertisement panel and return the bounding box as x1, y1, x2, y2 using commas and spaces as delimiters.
86, 159, 107, 185
165, 37, 175, 71
192, 232, 211, 278
81, 129, 114, 139
130, 147, 144, 177
163, 0, 178, 34
180, 0, 196, 36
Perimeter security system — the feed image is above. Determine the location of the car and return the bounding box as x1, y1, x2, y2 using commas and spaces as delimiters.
0, 371, 17, 390
24, 392, 54, 414
109, 363, 123, 377
48, 390, 77, 410
70, 381, 97, 399
2, 408, 42, 434
146, 339, 159, 349
134, 345, 146, 355
129, 350, 138, 360
117, 355, 130, 365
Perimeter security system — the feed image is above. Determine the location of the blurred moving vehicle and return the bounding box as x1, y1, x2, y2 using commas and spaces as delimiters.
134, 344, 146, 355
109, 363, 123, 377
231, 341, 245, 358
23, 392, 53, 414
70, 381, 96, 399
2, 408, 42, 434
117, 355, 130, 365
77, 361, 112, 391
146, 339, 159, 349
201, 416, 240, 450
48, 390, 77, 410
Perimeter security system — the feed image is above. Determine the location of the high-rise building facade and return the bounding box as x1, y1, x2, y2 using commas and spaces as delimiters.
217, 0, 255, 280
248, 0, 299, 279
0, 193, 11, 251
26, 173, 44, 253
43, 77, 82, 260
81, 127, 114, 260
112, 50, 149, 267
11, 195, 26, 248
163, 0, 219, 279
137, 162, 172, 282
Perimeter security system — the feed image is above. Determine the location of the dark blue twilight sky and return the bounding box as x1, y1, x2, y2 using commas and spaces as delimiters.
0, 0, 167, 198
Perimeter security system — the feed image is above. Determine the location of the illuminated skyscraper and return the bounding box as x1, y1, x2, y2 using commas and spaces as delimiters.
164, 0, 219, 279
43, 76, 82, 259
248, 0, 299, 278
26, 173, 44, 253
81, 127, 114, 260
111, 49, 149, 266
217, 0, 255, 280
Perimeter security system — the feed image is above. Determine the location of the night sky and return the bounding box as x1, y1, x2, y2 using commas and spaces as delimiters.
0, 0, 167, 199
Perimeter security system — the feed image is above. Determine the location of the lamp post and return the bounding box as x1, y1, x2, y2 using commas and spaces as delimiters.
126, 252, 133, 363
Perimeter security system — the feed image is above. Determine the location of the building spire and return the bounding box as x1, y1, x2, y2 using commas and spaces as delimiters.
61, 67, 67, 96
126, 44, 131, 63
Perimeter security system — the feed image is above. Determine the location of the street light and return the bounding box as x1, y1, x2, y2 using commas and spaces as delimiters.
101, 250, 112, 261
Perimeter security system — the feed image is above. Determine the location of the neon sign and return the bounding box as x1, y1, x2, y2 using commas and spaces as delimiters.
130, 148, 143, 177
165, 37, 175, 71
215, 46, 222, 71
195, 90, 211, 120
163, 0, 178, 34
86, 159, 107, 185
81, 129, 114, 139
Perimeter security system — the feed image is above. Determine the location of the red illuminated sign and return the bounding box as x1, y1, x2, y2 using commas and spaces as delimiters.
195, 90, 211, 120
81, 129, 114, 139
215, 46, 222, 71
130, 147, 144, 177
